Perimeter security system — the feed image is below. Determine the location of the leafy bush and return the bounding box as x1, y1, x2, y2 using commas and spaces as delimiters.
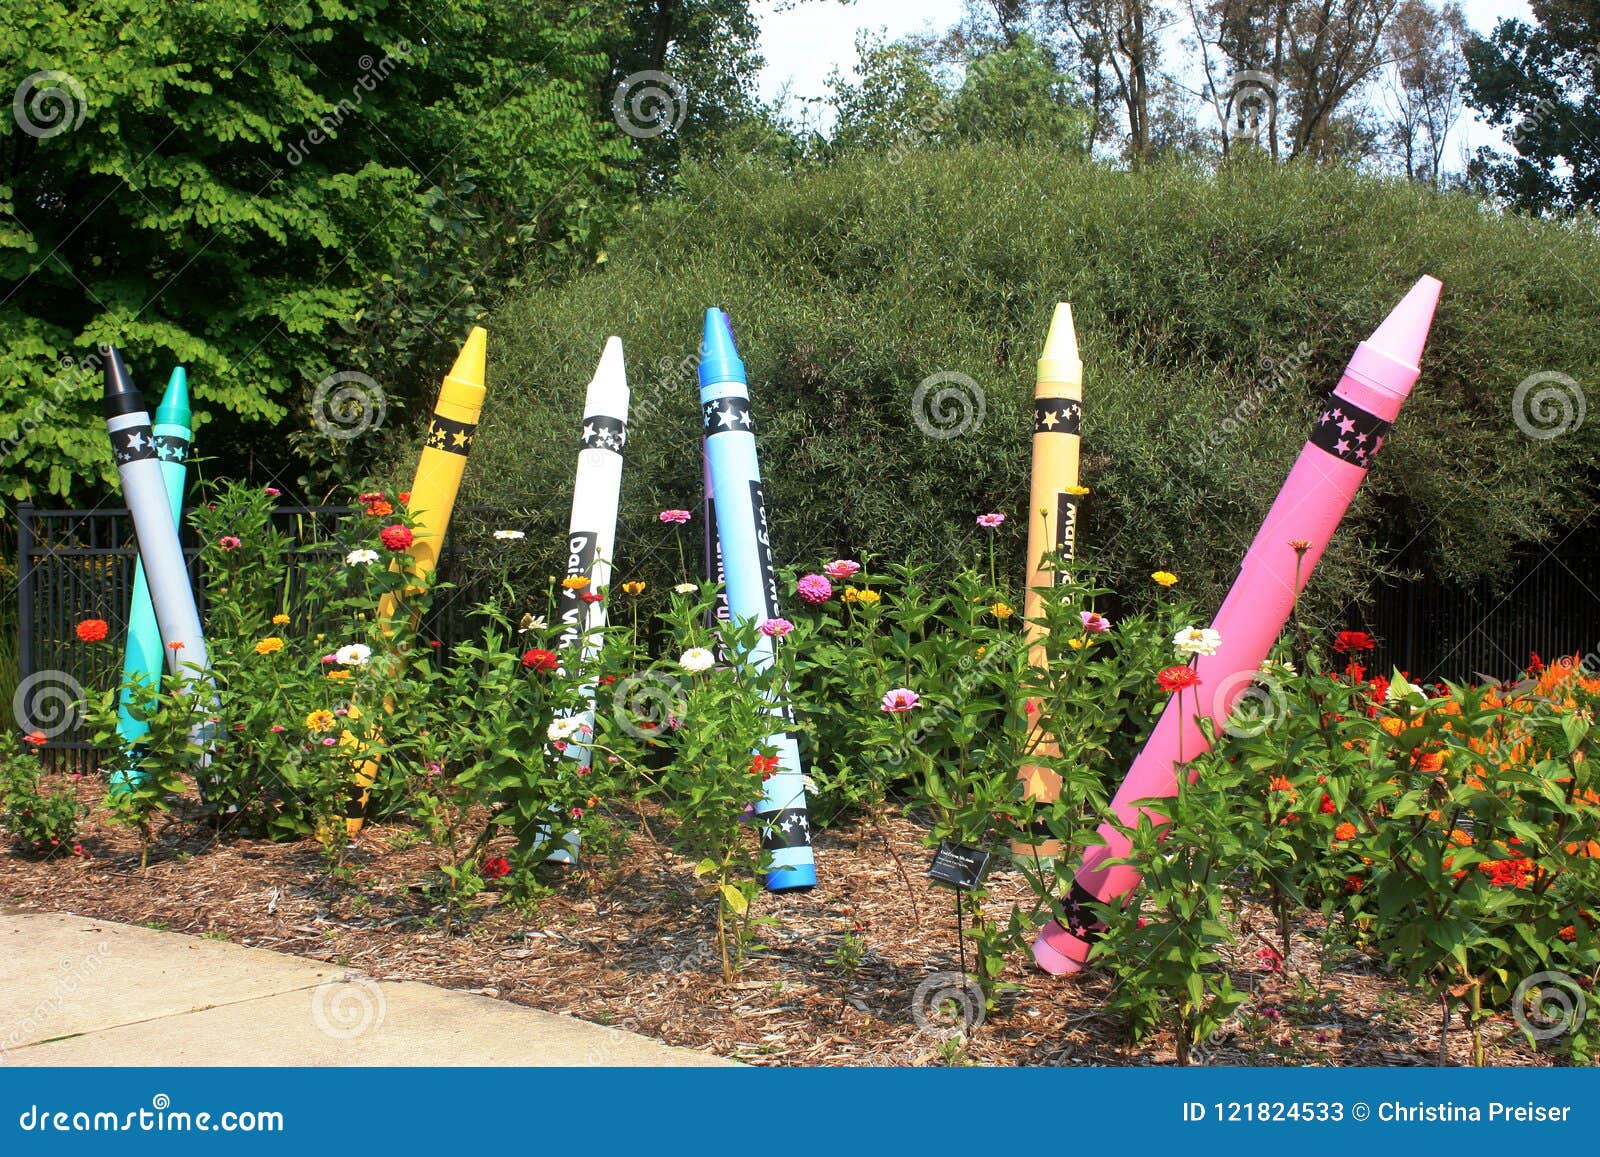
465, 147, 1599, 626
0, 730, 84, 855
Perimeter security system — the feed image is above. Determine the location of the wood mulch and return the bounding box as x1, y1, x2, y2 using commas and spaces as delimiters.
0, 771, 1562, 1067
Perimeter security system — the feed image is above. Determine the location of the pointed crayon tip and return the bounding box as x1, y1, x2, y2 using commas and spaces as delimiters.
102, 345, 145, 418
447, 326, 488, 389
698, 307, 745, 388
155, 366, 189, 425
597, 335, 625, 382
1367, 276, 1442, 371
1037, 302, 1082, 386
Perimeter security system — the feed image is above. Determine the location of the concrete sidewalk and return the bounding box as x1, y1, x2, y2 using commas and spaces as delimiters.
0, 913, 731, 1066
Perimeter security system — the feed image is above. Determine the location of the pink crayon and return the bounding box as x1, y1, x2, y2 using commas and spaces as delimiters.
1033, 275, 1443, 976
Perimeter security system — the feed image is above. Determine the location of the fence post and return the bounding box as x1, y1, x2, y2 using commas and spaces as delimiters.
16, 501, 35, 723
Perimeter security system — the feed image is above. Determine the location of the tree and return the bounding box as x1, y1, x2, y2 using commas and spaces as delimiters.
1381, 0, 1468, 186
1464, 0, 1600, 213
1187, 1, 1398, 161
1056, 1, 1170, 163
0, 0, 635, 502
950, 35, 1093, 150
827, 32, 952, 153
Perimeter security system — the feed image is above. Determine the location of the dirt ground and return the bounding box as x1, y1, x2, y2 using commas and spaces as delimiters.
0, 772, 1564, 1067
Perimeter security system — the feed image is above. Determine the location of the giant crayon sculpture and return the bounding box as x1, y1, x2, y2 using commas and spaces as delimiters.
103, 348, 209, 688
1033, 276, 1443, 975
698, 308, 816, 891
547, 337, 630, 864
348, 327, 487, 835
112, 366, 192, 792
1012, 304, 1083, 866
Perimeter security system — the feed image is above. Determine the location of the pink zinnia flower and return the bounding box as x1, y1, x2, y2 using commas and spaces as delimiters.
269, 724, 286, 734
218, 535, 242, 551
658, 509, 691, 524
976, 513, 1005, 528
264, 486, 281, 497
881, 688, 920, 713
823, 559, 861, 579
321, 737, 337, 746
759, 617, 794, 638
796, 574, 833, 604
1079, 611, 1111, 633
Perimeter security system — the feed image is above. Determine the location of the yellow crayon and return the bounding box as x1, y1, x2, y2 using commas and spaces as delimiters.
1012, 303, 1082, 867
347, 327, 488, 836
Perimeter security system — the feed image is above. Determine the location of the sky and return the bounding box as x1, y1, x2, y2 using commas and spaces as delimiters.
754, 0, 1533, 161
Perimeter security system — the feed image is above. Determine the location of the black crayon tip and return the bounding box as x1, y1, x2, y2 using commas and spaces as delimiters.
102, 345, 146, 419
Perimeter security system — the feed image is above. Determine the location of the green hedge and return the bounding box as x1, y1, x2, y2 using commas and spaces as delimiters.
443, 147, 1599, 623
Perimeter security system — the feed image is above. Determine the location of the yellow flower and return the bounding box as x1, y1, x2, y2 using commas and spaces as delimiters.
338, 730, 360, 750
1064, 485, 1091, 496
326, 670, 351, 681
621, 580, 646, 596
1151, 571, 1178, 588
561, 575, 590, 590
855, 589, 881, 605
345, 703, 362, 722
271, 613, 290, 625
254, 636, 284, 656
841, 588, 859, 604
1067, 637, 1087, 650
990, 602, 1014, 620
305, 709, 336, 733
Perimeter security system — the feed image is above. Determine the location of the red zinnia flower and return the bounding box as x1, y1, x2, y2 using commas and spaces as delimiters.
521, 648, 559, 672
75, 618, 109, 643
482, 856, 511, 880
24, 732, 47, 747
1319, 794, 1336, 814
379, 524, 413, 551
579, 591, 604, 604
1156, 665, 1201, 694
1333, 630, 1376, 654
750, 754, 781, 776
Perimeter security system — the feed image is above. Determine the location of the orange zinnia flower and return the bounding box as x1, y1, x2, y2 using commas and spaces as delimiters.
1334, 822, 1357, 841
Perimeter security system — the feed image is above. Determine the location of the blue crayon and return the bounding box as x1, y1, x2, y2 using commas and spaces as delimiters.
697, 308, 816, 892
112, 366, 191, 793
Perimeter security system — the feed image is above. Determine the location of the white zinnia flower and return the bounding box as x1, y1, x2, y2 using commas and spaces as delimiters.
345, 548, 379, 566
674, 582, 698, 594
335, 643, 372, 667
547, 716, 586, 743
678, 647, 716, 673
1260, 658, 1296, 675
1173, 626, 1222, 658
517, 614, 548, 634
493, 529, 525, 541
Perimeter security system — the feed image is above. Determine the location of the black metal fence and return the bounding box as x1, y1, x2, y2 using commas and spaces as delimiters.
11, 502, 531, 771
13, 501, 1600, 771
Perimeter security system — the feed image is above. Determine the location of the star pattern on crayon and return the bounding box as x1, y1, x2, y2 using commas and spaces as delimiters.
759, 807, 813, 850
155, 436, 186, 463
1033, 397, 1082, 435
424, 415, 478, 457
580, 415, 628, 453
1311, 399, 1390, 468
702, 397, 753, 436
113, 425, 159, 465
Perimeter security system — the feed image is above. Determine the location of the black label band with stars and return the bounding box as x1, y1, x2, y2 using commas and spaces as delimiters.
113, 424, 159, 465
579, 415, 627, 454
757, 807, 812, 851
1061, 879, 1105, 944
424, 414, 478, 457
154, 435, 188, 463
1310, 395, 1389, 468
703, 396, 753, 436
1034, 397, 1082, 435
